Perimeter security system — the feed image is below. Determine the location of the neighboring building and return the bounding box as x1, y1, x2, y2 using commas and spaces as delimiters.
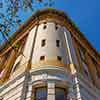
0, 8, 100, 100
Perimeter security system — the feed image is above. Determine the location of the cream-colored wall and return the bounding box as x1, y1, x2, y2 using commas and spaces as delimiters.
20, 26, 37, 66
32, 22, 69, 64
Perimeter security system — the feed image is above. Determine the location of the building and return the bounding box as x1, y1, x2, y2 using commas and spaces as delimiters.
0, 8, 100, 100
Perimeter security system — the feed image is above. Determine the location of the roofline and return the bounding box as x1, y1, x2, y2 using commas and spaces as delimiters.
0, 8, 100, 61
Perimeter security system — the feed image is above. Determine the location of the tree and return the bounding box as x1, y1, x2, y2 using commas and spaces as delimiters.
0, 0, 55, 47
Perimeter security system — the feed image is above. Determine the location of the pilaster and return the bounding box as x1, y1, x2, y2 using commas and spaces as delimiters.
47, 82, 55, 100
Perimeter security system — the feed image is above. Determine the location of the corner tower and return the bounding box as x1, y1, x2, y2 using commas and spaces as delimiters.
0, 9, 100, 100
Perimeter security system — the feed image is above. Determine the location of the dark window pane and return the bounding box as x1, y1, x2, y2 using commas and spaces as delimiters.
55, 23, 58, 30
57, 56, 62, 61
41, 39, 46, 47
55, 25, 58, 30
40, 56, 45, 61
43, 22, 47, 24
55, 88, 66, 100
35, 87, 47, 100
56, 40, 60, 47
43, 25, 47, 29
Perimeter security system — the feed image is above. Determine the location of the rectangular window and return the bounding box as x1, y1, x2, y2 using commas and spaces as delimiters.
41, 39, 46, 47
43, 24, 47, 29
55, 23, 58, 30
55, 88, 67, 100
35, 87, 47, 100
56, 40, 60, 47
57, 56, 62, 61
40, 56, 45, 61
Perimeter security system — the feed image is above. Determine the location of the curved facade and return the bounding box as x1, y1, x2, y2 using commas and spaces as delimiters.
0, 9, 100, 100
32, 22, 68, 64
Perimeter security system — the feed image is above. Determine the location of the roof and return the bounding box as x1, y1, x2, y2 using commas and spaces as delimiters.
0, 8, 100, 63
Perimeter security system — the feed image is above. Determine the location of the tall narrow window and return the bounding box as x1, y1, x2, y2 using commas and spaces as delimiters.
55, 24, 58, 30
35, 87, 47, 100
40, 56, 45, 61
57, 56, 62, 61
56, 40, 60, 47
41, 39, 46, 47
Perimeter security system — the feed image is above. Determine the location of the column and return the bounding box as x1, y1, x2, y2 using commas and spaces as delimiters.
67, 86, 75, 100
26, 84, 33, 100
72, 74, 82, 100
47, 82, 55, 100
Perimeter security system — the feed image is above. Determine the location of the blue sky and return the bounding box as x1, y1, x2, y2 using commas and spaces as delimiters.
54, 0, 100, 51
0, 0, 100, 51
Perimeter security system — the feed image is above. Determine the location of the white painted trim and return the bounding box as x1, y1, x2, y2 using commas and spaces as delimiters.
64, 31, 73, 64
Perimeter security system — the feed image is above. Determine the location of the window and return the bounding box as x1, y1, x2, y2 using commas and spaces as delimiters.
55, 88, 67, 100
43, 22, 47, 24
55, 26, 58, 30
43, 25, 47, 29
34, 87, 67, 100
55, 25, 58, 30
56, 40, 60, 47
55, 23, 58, 30
57, 56, 62, 61
41, 39, 46, 47
40, 56, 45, 61
35, 87, 47, 100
